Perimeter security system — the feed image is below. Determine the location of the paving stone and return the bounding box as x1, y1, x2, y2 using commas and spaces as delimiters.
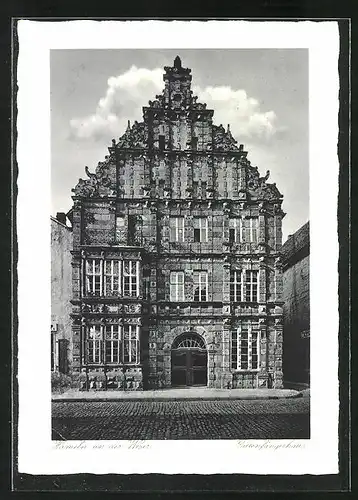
52, 398, 310, 440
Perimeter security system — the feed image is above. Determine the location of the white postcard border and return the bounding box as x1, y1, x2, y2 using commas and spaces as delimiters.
17, 20, 340, 475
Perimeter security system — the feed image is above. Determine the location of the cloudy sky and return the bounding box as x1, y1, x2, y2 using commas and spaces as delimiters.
51, 49, 308, 241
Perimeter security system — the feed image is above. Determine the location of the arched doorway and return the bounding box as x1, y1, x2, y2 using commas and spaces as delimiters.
171, 333, 207, 387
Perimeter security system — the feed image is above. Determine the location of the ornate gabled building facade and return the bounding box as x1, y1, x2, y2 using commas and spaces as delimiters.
68, 56, 285, 391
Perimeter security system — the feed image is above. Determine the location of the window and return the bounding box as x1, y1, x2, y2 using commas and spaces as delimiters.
86, 324, 139, 365
230, 270, 242, 301
193, 271, 208, 301
116, 216, 126, 244
123, 325, 139, 363
230, 270, 258, 302
231, 322, 259, 370
85, 259, 139, 297
86, 259, 102, 296
229, 218, 242, 243
170, 271, 185, 301
104, 260, 121, 296
193, 217, 208, 243
159, 135, 165, 150
87, 325, 102, 364
245, 217, 258, 243
51, 332, 55, 371
123, 260, 139, 297
105, 325, 121, 364
170, 217, 185, 242
245, 270, 258, 302
128, 215, 136, 245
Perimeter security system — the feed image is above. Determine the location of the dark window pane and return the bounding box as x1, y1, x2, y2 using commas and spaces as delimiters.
194, 228, 201, 242
229, 228, 235, 243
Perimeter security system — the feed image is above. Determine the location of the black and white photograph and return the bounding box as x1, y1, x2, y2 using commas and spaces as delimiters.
17, 20, 340, 476
50, 48, 310, 441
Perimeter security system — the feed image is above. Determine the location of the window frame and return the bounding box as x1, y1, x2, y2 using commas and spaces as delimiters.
230, 270, 242, 302
85, 258, 103, 296
105, 324, 121, 364
229, 218, 243, 243
246, 217, 258, 243
123, 260, 139, 297
104, 259, 121, 296
170, 271, 185, 301
231, 323, 260, 371
229, 269, 259, 303
170, 217, 185, 242
193, 271, 208, 302
115, 216, 126, 244
123, 324, 140, 364
245, 270, 259, 302
193, 217, 208, 243
85, 258, 139, 298
86, 324, 140, 366
87, 324, 102, 364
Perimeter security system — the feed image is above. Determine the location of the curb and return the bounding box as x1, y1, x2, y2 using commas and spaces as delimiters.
52, 393, 303, 403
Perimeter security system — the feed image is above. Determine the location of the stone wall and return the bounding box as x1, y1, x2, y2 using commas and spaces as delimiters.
51, 216, 73, 372
282, 222, 310, 385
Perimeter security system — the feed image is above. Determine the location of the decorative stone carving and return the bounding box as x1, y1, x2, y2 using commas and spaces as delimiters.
117, 120, 147, 149
212, 124, 239, 151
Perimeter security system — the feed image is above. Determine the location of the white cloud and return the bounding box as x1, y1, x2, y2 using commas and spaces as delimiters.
69, 66, 280, 142
195, 85, 278, 141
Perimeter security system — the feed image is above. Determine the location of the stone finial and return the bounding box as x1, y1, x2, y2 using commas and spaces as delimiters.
174, 55, 182, 69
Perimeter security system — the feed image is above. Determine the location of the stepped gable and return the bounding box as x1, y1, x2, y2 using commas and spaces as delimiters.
72, 56, 282, 202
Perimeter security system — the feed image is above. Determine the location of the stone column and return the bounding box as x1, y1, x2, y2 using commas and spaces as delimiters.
163, 343, 171, 388
274, 213, 283, 250
258, 213, 266, 245
258, 260, 267, 303
275, 258, 283, 302
221, 319, 232, 389
274, 318, 284, 388
257, 318, 268, 388
71, 319, 81, 387
71, 201, 82, 250
148, 325, 158, 389
207, 345, 216, 388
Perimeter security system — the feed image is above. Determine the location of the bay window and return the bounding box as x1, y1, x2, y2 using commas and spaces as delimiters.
85, 258, 139, 297
86, 324, 140, 365
229, 270, 259, 302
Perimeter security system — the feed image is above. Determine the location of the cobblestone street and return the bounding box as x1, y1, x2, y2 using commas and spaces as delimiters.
52, 397, 310, 440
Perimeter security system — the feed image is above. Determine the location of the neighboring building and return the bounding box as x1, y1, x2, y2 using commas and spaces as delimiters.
282, 222, 310, 387
68, 56, 286, 391
51, 213, 73, 374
